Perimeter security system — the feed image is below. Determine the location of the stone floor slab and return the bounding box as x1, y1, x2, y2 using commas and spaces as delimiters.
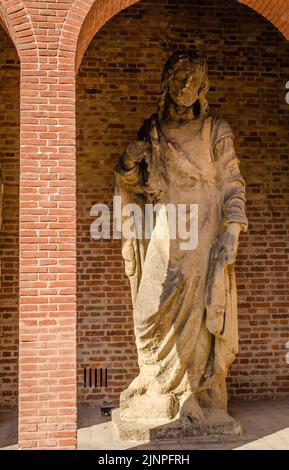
77, 399, 289, 450
1, 399, 289, 450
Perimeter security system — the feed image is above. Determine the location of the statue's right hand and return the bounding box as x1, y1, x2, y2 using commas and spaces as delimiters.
121, 141, 151, 170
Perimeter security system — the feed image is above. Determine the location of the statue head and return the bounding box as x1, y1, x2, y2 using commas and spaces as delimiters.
158, 51, 209, 120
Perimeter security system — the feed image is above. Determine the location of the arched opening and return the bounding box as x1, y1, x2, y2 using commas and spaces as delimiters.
75, 0, 289, 447
73, 0, 289, 72
0, 19, 20, 448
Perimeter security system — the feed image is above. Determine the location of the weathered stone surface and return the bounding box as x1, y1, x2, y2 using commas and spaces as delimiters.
113, 51, 248, 440
112, 407, 242, 441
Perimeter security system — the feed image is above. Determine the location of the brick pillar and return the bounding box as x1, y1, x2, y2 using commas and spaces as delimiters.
18, 60, 77, 449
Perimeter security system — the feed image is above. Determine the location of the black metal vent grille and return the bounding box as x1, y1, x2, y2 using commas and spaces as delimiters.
83, 367, 108, 388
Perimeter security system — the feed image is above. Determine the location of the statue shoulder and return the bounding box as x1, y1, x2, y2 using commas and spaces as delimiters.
210, 115, 235, 151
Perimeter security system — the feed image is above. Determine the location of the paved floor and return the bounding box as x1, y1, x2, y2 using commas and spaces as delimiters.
0, 410, 17, 450
1, 400, 289, 450
77, 399, 289, 450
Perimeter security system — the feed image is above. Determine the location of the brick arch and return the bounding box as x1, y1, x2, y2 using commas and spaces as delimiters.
60, 0, 137, 73
0, 1, 18, 51
61, 0, 289, 73
238, 0, 289, 40
0, 0, 37, 62
0, 11, 10, 39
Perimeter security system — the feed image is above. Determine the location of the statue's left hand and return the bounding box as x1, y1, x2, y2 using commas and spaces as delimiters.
122, 240, 136, 277
212, 223, 241, 265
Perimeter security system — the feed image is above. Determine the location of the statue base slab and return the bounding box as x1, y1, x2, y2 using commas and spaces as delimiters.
112, 407, 243, 442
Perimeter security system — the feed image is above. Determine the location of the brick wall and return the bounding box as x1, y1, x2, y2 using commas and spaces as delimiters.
76, 0, 289, 407
0, 0, 286, 451
0, 26, 19, 410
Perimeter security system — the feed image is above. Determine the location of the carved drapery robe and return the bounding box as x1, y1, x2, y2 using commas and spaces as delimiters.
115, 113, 248, 418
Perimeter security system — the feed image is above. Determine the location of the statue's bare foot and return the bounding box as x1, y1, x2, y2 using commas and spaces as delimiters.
120, 374, 147, 406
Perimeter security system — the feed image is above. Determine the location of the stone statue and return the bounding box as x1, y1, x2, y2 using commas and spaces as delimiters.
113, 51, 248, 440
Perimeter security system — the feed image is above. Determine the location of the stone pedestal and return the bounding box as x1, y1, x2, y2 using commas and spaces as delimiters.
112, 406, 242, 442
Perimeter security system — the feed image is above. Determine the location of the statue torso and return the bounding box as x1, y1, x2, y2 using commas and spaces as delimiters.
147, 115, 219, 206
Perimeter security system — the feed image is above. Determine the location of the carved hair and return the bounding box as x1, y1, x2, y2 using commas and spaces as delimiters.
158, 51, 210, 120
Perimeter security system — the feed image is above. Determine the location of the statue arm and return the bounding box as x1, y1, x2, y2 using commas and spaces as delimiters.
114, 139, 151, 304
115, 140, 151, 195
208, 131, 248, 265
115, 156, 143, 195
214, 135, 248, 233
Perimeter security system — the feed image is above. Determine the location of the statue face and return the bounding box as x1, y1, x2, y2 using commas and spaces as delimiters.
168, 61, 201, 108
